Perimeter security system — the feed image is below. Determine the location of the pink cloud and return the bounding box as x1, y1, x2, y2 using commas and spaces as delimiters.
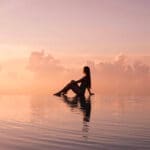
86, 54, 150, 95
0, 51, 149, 95
27, 50, 65, 76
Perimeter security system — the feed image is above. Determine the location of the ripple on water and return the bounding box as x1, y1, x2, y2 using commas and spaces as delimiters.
0, 95, 149, 150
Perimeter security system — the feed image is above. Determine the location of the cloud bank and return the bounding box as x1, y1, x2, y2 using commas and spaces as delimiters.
87, 54, 150, 95
0, 51, 149, 95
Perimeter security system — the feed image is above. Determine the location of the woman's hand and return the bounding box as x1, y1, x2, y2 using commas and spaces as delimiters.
88, 88, 94, 96
90, 92, 95, 96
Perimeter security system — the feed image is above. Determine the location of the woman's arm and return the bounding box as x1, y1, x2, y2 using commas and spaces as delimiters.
87, 88, 94, 95
75, 77, 85, 84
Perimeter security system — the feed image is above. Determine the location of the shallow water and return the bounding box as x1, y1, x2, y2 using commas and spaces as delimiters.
0, 94, 149, 150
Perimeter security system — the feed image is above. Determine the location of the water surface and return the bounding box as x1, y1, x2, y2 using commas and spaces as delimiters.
0, 94, 149, 150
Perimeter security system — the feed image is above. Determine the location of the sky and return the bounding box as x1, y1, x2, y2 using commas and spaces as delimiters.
0, 0, 150, 60
0, 0, 150, 95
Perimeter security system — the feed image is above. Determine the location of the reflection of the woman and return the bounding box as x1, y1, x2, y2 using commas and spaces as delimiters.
61, 95, 91, 122
61, 95, 92, 140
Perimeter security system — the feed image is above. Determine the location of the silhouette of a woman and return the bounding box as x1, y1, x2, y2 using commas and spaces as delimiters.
54, 66, 94, 97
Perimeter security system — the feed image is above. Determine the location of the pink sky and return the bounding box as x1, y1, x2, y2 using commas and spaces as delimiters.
0, 0, 149, 95
0, 0, 150, 60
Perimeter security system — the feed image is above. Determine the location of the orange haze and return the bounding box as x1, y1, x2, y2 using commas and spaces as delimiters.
0, 50, 149, 96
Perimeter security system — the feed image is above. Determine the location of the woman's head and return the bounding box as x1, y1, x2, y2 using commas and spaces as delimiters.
83, 66, 90, 75
83, 66, 91, 88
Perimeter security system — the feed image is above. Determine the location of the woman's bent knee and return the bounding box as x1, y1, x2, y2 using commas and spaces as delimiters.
70, 80, 75, 84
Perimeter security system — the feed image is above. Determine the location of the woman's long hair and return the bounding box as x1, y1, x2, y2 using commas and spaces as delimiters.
84, 66, 91, 89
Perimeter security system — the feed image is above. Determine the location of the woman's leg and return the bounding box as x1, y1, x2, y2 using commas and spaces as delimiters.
54, 80, 81, 96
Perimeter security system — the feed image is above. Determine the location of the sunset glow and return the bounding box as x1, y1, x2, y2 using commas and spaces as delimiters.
0, 0, 150, 59
0, 1, 150, 150
0, 0, 149, 95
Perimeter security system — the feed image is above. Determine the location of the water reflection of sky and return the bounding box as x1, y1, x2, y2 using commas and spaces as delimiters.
0, 95, 149, 149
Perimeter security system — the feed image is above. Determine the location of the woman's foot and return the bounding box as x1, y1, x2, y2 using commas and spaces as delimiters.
54, 92, 61, 97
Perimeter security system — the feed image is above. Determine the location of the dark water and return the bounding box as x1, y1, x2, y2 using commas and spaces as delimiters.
0, 95, 149, 150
